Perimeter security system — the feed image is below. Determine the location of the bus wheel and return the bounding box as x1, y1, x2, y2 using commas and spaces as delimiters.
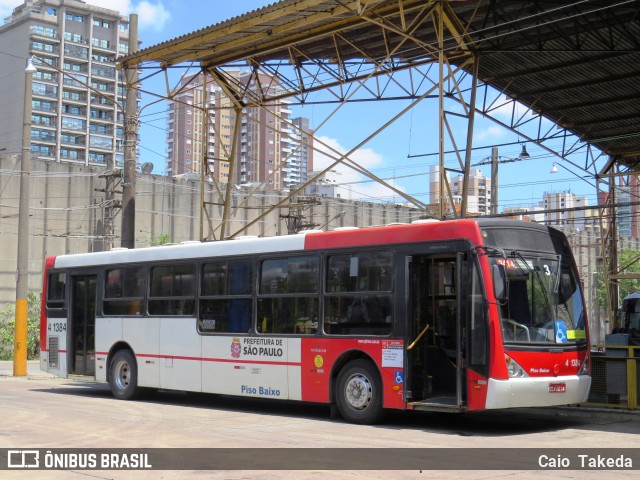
336, 360, 384, 424
109, 350, 142, 400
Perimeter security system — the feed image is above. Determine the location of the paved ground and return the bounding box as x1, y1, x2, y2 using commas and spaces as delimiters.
1, 360, 639, 480
0, 360, 53, 378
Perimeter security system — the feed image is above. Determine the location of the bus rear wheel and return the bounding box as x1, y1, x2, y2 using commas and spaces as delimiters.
335, 359, 384, 424
109, 349, 143, 400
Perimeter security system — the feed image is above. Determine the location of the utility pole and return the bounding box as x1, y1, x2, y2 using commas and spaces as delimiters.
280, 195, 321, 234
490, 146, 499, 215
14, 57, 37, 376
121, 14, 138, 249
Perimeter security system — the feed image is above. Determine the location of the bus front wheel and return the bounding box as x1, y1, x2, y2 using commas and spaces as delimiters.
109, 349, 143, 400
335, 359, 384, 424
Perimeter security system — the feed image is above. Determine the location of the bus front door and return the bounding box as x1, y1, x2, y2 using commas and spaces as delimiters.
406, 255, 465, 411
69, 275, 96, 377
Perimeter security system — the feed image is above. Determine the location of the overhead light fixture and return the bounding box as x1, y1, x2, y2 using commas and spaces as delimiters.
519, 143, 530, 159
550, 163, 559, 174
25, 56, 37, 74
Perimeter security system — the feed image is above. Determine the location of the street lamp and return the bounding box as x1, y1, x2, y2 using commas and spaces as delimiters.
14, 57, 37, 376
473, 145, 531, 215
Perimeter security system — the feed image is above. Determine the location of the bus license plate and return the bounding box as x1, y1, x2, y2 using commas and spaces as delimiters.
549, 383, 566, 393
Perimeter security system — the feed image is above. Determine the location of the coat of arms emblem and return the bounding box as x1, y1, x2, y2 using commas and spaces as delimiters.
231, 338, 241, 358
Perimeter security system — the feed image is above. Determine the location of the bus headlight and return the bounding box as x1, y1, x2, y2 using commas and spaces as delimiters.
578, 354, 589, 375
505, 354, 528, 378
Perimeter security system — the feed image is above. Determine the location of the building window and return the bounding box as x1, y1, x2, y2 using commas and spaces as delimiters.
47, 7, 57, 16
91, 38, 110, 49
66, 13, 84, 22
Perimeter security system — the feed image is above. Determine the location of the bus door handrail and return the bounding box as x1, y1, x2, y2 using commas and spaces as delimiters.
407, 324, 430, 351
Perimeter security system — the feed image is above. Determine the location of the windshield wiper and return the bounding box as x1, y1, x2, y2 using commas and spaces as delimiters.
553, 254, 562, 293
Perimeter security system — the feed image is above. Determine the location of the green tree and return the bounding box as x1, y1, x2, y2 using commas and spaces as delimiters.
596, 249, 640, 308
0, 291, 41, 360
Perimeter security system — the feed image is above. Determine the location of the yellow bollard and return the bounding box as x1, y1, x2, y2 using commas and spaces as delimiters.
13, 298, 28, 376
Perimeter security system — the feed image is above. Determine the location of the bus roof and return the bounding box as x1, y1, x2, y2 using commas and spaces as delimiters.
50, 218, 549, 269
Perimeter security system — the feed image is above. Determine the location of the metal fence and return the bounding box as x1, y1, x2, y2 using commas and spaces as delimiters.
587, 346, 639, 409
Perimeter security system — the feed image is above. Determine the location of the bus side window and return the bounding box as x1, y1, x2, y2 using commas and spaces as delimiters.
257, 256, 319, 334
103, 267, 145, 316
47, 271, 67, 310
149, 264, 196, 316
324, 252, 393, 336
199, 260, 253, 334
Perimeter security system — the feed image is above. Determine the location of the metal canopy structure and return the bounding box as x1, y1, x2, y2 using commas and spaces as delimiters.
118, 0, 640, 323
120, 0, 640, 167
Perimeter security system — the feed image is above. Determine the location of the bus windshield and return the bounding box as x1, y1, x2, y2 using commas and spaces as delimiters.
490, 254, 586, 345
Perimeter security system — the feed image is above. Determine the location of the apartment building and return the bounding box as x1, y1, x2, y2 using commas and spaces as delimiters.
167, 70, 313, 190
0, 0, 130, 167
540, 190, 593, 230
429, 164, 492, 215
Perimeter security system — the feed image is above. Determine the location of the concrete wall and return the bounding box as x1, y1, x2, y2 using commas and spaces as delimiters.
0, 157, 288, 304
0, 157, 631, 349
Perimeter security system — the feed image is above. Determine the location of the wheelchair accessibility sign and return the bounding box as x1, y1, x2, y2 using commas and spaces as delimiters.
394, 370, 404, 384
554, 321, 568, 343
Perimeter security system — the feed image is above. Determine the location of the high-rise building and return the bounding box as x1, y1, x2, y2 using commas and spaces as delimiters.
616, 175, 639, 238
540, 190, 592, 230
287, 117, 313, 191
429, 165, 492, 215
167, 71, 313, 190
0, 0, 131, 167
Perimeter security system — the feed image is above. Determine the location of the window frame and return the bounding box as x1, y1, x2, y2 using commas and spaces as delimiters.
198, 259, 254, 334
148, 263, 197, 316
102, 266, 146, 316
323, 250, 394, 336
257, 254, 320, 335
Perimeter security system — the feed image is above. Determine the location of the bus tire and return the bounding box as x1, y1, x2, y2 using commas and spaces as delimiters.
109, 349, 143, 400
335, 359, 384, 424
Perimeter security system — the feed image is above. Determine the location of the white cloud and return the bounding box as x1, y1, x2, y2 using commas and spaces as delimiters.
86, 0, 171, 32
0, 1, 170, 32
90, 0, 133, 15
314, 136, 405, 202
135, 1, 171, 32
488, 94, 535, 120
474, 125, 506, 142
0, 0, 20, 19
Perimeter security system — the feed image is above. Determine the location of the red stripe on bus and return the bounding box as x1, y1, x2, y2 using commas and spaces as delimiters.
132, 353, 300, 367
303, 219, 483, 250
40, 256, 57, 352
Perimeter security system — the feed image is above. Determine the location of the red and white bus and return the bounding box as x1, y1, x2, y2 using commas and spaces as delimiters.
40, 218, 590, 424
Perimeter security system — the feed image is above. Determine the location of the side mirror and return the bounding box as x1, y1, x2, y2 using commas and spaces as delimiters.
492, 264, 507, 302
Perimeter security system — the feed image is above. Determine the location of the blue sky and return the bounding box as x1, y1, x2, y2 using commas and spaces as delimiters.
1, 0, 598, 211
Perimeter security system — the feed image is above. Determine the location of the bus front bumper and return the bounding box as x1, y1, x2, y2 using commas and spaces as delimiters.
485, 375, 591, 409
